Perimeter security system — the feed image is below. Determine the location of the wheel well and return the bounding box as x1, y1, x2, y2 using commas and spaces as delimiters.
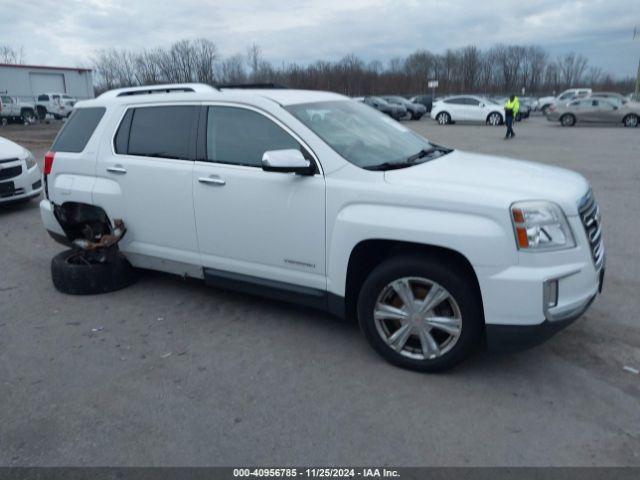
53, 202, 112, 242
344, 240, 483, 323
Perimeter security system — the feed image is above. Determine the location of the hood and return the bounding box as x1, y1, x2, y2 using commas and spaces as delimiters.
384, 150, 589, 215
0, 136, 28, 160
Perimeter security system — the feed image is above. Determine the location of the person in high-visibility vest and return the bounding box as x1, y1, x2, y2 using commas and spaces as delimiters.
504, 94, 519, 139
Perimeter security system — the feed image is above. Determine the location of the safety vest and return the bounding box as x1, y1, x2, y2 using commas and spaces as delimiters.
504, 97, 520, 115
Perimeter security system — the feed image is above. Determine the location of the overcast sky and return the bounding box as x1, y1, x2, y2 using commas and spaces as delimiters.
2, 0, 639, 77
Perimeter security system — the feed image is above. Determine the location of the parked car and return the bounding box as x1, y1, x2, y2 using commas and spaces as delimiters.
430, 95, 505, 126
409, 94, 434, 113
538, 88, 592, 114
35, 93, 76, 120
381, 96, 427, 120
40, 83, 604, 372
0, 136, 42, 203
359, 96, 406, 120
0, 95, 37, 125
546, 97, 640, 127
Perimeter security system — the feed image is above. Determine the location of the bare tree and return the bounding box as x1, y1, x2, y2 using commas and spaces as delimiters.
0, 44, 24, 64
91, 39, 634, 97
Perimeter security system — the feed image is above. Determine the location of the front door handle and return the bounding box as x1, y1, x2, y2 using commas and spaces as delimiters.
198, 175, 226, 186
107, 165, 127, 175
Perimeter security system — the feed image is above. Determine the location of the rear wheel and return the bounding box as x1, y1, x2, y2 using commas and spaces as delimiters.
51, 249, 137, 295
623, 114, 639, 128
436, 112, 450, 125
36, 106, 47, 120
357, 255, 483, 372
560, 114, 576, 127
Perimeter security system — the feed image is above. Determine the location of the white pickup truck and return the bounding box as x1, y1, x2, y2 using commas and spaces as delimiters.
35, 93, 76, 120
39, 84, 604, 372
0, 95, 37, 125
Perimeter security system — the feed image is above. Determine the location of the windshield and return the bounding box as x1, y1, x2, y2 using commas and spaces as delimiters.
286, 100, 442, 170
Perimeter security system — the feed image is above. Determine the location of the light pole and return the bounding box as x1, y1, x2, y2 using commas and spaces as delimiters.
635, 26, 640, 98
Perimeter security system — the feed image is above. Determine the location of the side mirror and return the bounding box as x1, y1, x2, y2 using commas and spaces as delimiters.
262, 149, 314, 175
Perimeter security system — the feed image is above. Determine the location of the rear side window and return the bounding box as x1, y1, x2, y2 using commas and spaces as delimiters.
118, 106, 198, 160
52, 107, 106, 153
38, 95, 49, 101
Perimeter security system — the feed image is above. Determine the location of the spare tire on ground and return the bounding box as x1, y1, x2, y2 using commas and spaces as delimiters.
51, 249, 137, 295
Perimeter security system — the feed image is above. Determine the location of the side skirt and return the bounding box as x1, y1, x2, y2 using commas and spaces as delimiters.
203, 267, 346, 319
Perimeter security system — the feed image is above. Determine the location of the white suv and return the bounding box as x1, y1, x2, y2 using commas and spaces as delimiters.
39, 84, 604, 371
430, 95, 505, 126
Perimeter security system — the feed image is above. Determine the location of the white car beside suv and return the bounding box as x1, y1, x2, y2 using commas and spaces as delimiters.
39, 84, 604, 372
430, 95, 505, 126
0, 136, 42, 203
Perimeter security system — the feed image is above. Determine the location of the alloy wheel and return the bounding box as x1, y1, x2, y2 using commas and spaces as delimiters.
373, 277, 462, 360
488, 113, 501, 126
624, 115, 638, 127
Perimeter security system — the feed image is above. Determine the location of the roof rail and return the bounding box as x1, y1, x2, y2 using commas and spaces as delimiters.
216, 82, 289, 90
98, 83, 218, 99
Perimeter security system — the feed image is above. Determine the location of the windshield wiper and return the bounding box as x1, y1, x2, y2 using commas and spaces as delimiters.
364, 161, 414, 171
406, 146, 451, 163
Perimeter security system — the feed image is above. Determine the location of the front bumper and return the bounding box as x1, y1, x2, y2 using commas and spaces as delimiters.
477, 215, 603, 350
486, 292, 596, 351
0, 163, 43, 203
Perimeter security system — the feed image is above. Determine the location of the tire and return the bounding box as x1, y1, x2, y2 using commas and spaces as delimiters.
357, 254, 483, 372
436, 112, 450, 125
487, 112, 503, 126
21, 109, 36, 125
51, 249, 137, 295
560, 114, 576, 127
36, 106, 46, 120
623, 114, 639, 128
53, 114, 62, 120
541, 105, 551, 115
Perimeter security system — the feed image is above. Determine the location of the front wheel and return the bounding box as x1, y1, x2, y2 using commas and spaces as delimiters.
487, 112, 503, 126
436, 112, 450, 125
357, 255, 483, 372
623, 114, 639, 128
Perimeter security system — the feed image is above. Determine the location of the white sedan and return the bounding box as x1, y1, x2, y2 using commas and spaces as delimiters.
430, 95, 505, 126
0, 137, 43, 204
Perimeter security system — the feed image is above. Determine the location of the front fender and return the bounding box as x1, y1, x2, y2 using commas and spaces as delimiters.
327, 203, 515, 296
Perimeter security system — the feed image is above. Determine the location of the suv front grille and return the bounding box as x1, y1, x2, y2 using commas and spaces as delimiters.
0, 165, 22, 180
578, 189, 604, 271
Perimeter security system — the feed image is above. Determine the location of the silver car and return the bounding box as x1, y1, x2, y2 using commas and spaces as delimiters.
546, 98, 640, 127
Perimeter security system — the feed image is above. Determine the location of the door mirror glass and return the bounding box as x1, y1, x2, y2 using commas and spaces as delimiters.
262, 149, 314, 175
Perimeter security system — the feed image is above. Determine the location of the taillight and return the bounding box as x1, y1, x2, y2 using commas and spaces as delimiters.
44, 151, 55, 175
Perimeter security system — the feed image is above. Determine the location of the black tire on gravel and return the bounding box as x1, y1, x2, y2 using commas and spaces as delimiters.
357, 254, 483, 372
51, 249, 137, 295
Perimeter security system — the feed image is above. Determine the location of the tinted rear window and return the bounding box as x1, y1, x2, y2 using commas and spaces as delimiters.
52, 107, 106, 153
124, 106, 197, 160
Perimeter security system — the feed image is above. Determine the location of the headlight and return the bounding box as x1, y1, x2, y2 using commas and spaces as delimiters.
511, 201, 575, 251
24, 151, 37, 170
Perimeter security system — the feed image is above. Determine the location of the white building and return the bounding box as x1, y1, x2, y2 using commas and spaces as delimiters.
0, 63, 94, 101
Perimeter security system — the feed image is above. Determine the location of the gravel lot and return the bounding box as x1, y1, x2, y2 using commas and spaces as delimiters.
1, 115, 639, 466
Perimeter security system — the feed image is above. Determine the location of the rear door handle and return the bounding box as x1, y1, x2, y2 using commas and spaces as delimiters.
198, 175, 226, 186
107, 165, 127, 175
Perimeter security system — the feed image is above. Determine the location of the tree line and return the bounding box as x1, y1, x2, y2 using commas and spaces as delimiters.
2, 40, 634, 96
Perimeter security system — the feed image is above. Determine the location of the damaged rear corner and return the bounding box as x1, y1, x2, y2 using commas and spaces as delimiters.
50, 202, 127, 259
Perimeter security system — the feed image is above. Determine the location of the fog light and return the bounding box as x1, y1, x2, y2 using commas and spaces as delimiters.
544, 279, 558, 308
